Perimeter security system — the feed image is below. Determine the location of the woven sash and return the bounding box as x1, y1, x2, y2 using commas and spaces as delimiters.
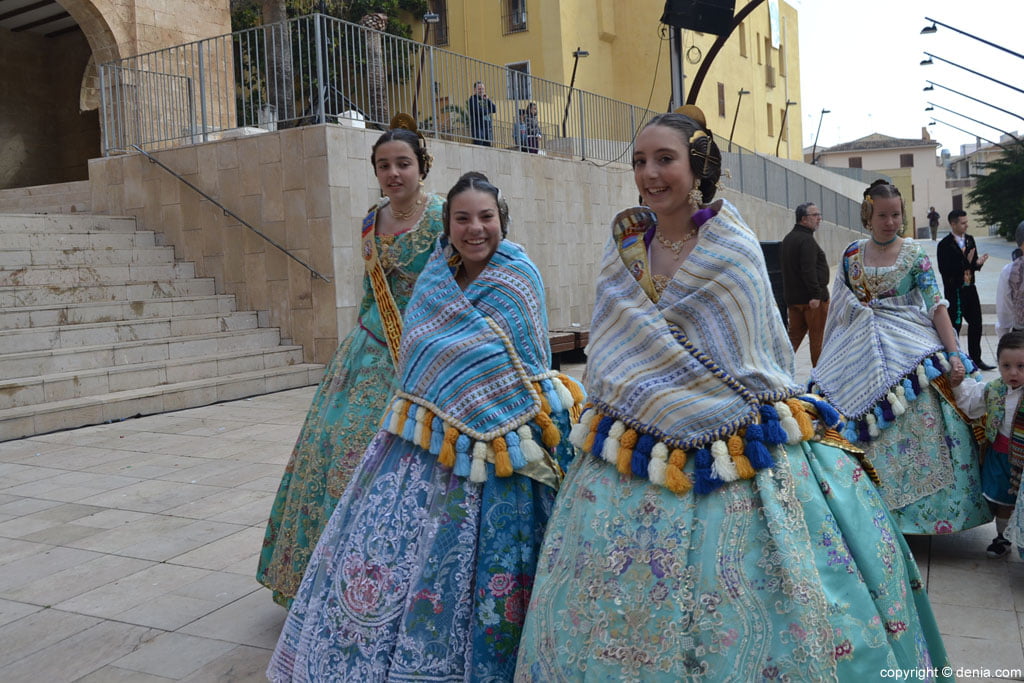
360, 204, 405, 370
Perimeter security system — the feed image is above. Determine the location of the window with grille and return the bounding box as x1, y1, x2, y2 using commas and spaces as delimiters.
507, 62, 531, 100
900, 153, 914, 168
717, 83, 726, 118
431, 0, 449, 46
503, 0, 527, 35
849, 157, 862, 169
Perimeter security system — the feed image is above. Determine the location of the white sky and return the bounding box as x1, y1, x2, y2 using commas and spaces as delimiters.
793, 0, 1024, 156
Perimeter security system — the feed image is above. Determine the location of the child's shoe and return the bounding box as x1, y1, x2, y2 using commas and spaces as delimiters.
986, 534, 1011, 559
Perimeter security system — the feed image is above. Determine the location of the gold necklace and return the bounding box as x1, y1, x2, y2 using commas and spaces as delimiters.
655, 227, 698, 257
390, 192, 425, 221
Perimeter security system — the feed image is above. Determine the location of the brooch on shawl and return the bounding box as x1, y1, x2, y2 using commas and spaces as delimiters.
569, 395, 850, 495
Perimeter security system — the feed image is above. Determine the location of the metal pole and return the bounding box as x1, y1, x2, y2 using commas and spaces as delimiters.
811, 108, 829, 165
923, 52, 1024, 96
925, 81, 1024, 122
924, 17, 1024, 61
578, 96, 586, 160
668, 26, 684, 111
315, 14, 325, 123
561, 50, 581, 138
197, 45, 208, 142
99, 64, 109, 156
728, 89, 748, 152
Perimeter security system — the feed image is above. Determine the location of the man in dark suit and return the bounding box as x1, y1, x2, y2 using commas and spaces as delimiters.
937, 209, 992, 369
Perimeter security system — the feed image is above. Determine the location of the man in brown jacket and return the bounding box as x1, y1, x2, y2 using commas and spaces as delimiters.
780, 202, 829, 366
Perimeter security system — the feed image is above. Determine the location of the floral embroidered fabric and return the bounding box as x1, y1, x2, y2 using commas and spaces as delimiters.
257, 194, 444, 606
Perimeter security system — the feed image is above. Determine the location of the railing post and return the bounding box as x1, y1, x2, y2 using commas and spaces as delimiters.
99, 64, 109, 156
315, 14, 326, 124
197, 43, 209, 142
428, 45, 437, 138
577, 97, 586, 160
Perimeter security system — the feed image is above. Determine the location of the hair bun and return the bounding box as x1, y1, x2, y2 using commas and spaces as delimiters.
389, 113, 419, 133
674, 104, 708, 130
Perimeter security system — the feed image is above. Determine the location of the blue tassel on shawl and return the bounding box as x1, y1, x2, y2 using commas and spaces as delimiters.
631, 434, 655, 479
857, 419, 871, 443
880, 399, 896, 423
693, 447, 722, 494
505, 430, 528, 469
842, 421, 859, 443
908, 371, 922, 395
799, 395, 841, 429
743, 423, 775, 469
429, 417, 444, 455
402, 405, 418, 442
454, 435, 472, 477
873, 405, 890, 429
759, 405, 788, 445
591, 415, 616, 458
539, 379, 562, 412
923, 358, 942, 381
902, 378, 917, 402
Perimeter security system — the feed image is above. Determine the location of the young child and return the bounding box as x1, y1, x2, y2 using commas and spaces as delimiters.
949, 330, 1024, 558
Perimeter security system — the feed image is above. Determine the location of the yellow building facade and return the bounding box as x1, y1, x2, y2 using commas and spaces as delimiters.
412, 0, 803, 159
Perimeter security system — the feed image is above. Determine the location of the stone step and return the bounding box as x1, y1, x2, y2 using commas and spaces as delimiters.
0, 364, 324, 441
0, 181, 91, 214
0, 295, 237, 330
0, 246, 175, 268
0, 327, 285, 379
0, 213, 137, 233
0, 231, 157, 250
0, 311, 259, 355
0, 278, 216, 307
0, 345, 306, 410
0, 262, 196, 287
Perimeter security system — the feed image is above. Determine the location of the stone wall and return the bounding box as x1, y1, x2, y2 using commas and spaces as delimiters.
88, 123, 863, 365
0, 30, 99, 188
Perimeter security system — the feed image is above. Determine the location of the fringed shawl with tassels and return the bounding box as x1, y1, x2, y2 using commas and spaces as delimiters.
571, 200, 844, 496
379, 237, 584, 490
810, 240, 976, 444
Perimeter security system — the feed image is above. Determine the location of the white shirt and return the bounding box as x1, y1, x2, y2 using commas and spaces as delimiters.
995, 261, 1024, 338
953, 378, 1024, 438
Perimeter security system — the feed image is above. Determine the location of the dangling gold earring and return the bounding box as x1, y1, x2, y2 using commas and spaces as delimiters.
418, 178, 425, 187
688, 185, 703, 210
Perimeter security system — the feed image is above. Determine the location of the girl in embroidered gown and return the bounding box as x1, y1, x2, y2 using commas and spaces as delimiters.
515, 110, 950, 682
258, 117, 445, 607
267, 172, 583, 682
811, 180, 990, 536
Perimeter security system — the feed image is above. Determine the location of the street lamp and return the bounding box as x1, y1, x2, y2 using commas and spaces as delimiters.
921, 52, 1024, 96
924, 80, 1024, 122
775, 99, 797, 157
928, 118, 1008, 152
921, 17, 1024, 61
925, 102, 1021, 143
561, 47, 589, 138
411, 12, 441, 121
811, 108, 830, 165
727, 88, 750, 152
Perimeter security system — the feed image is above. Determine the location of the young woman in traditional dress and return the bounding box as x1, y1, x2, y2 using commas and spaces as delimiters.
258, 116, 445, 606
515, 110, 951, 682
267, 172, 583, 682
811, 180, 990, 535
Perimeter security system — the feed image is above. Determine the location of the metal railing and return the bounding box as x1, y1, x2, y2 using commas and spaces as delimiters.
131, 144, 332, 282
97, 13, 866, 235
99, 13, 658, 163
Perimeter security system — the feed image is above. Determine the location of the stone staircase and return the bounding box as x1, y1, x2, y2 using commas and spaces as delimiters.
0, 180, 92, 214
0, 212, 324, 441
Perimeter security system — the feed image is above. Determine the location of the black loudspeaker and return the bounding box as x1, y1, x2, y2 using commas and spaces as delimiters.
759, 241, 788, 328
660, 0, 736, 36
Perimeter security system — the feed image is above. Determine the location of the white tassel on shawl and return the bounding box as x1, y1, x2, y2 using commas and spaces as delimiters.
602, 421, 625, 464
916, 364, 930, 388
937, 354, 951, 372
517, 425, 547, 462
774, 402, 803, 444
553, 379, 575, 414
711, 439, 738, 482
866, 413, 880, 438
649, 442, 669, 486
569, 409, 596, 447
470, 441, 488, 482
887, 391, 905, 417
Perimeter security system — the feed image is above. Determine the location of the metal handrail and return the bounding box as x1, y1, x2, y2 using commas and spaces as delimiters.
131, 144, 332, 282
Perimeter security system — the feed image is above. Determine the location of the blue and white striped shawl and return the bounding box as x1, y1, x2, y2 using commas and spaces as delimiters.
811, 246, 945, 421
393, 237, 569, 442
585, 200, 803, 449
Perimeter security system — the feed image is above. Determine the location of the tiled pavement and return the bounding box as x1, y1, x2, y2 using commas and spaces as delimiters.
1, 234, 1023, 682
